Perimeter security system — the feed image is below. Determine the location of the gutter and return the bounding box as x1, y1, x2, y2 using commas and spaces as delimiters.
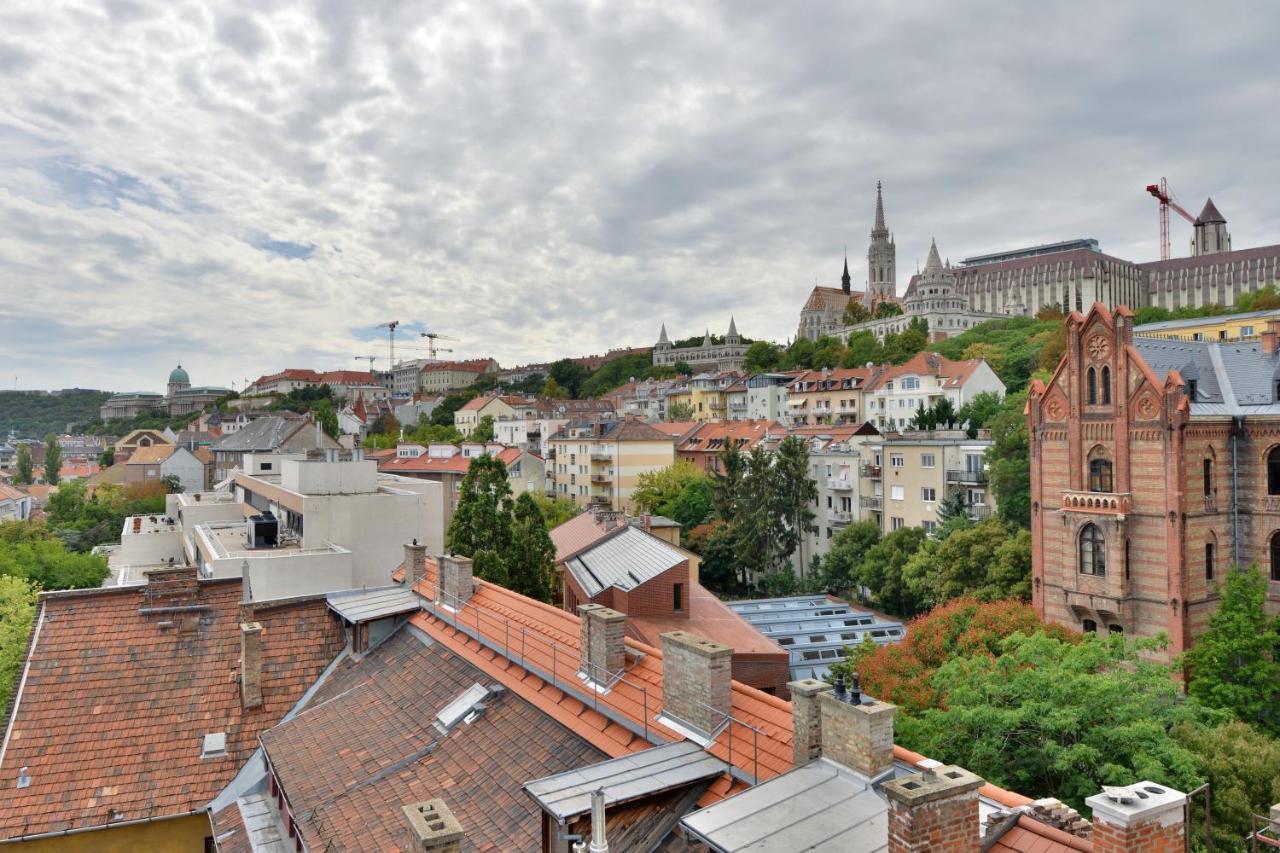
1, 809, 202, 844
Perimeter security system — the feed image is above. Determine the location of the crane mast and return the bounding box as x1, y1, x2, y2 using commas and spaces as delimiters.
1145, 178, 1197, 260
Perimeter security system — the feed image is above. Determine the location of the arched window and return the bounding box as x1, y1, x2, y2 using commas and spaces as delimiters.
1101, 366, 1112, 405
1272, 533, 1280, 582
1205, 538, 1216, 581
1087, 368, 1098, 405
1082, 618, 1098, 633
1089, 459, 1113, 493
1268, 447, 1280, 495
1080, 523, 1106, 576
1203, 454, 1214, 496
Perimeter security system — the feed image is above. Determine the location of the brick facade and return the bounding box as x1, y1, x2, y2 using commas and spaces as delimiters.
1028, 303, 1280, 658
883, 765, 984, 853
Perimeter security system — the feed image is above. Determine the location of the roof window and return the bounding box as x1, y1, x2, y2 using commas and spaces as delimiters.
201, 732, 227, 759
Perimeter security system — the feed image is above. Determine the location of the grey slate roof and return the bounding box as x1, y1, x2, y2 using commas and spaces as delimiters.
326, 586, 420, 623
563, 525, 686, 598
523, 741, 728, 821
212, 416, 301, 452
1133, 336, 1280, 414
680, 759, 888, 853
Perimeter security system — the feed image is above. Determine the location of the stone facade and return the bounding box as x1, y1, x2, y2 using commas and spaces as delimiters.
1027, 303, 1280, 658
652, 319, 747, 373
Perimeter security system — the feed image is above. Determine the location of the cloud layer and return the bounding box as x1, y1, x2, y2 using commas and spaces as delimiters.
2, 0, 1278, 391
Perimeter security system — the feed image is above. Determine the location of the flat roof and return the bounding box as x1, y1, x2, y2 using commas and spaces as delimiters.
523, 740, 728, 821
1133, 307, 1280, 332
326, 586, 420, 622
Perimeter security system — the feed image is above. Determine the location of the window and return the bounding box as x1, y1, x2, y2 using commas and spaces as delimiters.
1242, 325, 1255, 336
1272, 533, 1280, 581
921, 453, 936, 468
890, 454, 904, 468
1269, 448, 1280, 495
1188, 379, 1198, 400
921, 487, 936, 502
1082, 619, 1097, 633
1088, 458, 1113, 493
1108, 624, 1123, 634
1205, 542, 1215, 580
1079, 523, 1106, 576
1087, 367, 1097, 405
901, 377, 919, 390
890, 485, 905, 501
260, 462, 273, 471
1203, 457, 1213, 496
891, 517, 905, 530
923, 520, 937, 534
672, 583, 683, 612
1101, 366, 1111, 405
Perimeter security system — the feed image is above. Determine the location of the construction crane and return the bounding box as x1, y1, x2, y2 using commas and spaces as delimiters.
377, 320, 400, 366
1145, 178, 1198, 261
420, 330, 460, 360
354, 355, 379, 368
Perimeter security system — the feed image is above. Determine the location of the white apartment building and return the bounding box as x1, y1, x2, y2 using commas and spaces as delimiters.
746, 373, 797, 421
862, 353, 1005, 432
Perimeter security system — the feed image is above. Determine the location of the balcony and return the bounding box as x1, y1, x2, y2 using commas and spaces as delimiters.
827, 477, 853, 491
589, 452, 611, 463
946, 469, 988, 484
1061, 490, 1131, 515
860, 464, 882, 479
968, 505, 992, 521
829, 509, 853, 524
590, 473, 612, 484
859, 496, 882, 510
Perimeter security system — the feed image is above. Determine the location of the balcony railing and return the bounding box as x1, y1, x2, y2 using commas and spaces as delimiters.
829, 509, 853, 523
827, 477, 853, 491
946, 469, 988, 484
1061, 490, 1131, 515
968, 505, 992, 521
859, 496, 882, 510
860, 464, 882, 479
589, 452, 611, 462
591, 473, 612, 484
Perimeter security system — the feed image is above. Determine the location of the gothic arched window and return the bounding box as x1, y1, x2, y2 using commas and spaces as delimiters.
1272, 532, 1280, 582
1089, 458, 1113, 493
1269, 447, 1280, 495
1101, 366, 1112, 405
1080, 524, 1106, 576
1087, 368, 1098, 405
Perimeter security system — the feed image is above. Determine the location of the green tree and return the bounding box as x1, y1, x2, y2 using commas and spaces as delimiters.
692, 524, 739, 595
1183, 567, 1280, 735
956, 391, 1003, 439
933, 488, 970, 533
880, 322, 927, 364
874, 301, 903, 318
774, 436, 817, 575
986, 391, 1030, 529
541, 377, 569, 399
842, 331, 881, 367
896, 631, 1222, 811
856, 526, 928, 616
1172, 721, 1280, 852
842, 300, 871, 324
0, 533, 109, 589
98, 447, 115, 467
761, 567, 798, 596
666, 401, 695, 421
732, 447, 786, 579
0, 575, 37, 713
1134, 305, 1173, 325
446, 455, 515, 556
549, 359, 591, 398
160, 474, 184, 494
818, 520, 880, 596
632, 461, 712, 534
709, 439, 747, 523
903, 519, 1030, 609
471, 415, 496, 443
431, 392, 477, 426
369, 413, 401, 439
507, 493, 554, 602
532, 494, 580, 528
14, 444, 33, 485
471, 548, 509, 587
743, 341, 783, 373
313, 399, 340, 439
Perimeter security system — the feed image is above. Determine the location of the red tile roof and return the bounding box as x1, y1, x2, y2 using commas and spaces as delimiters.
627, 581, 785, 660
316, 369, 375, 385
379, 447, 522, 476
676, 420, 787, 453
550, 510, 614, 563
0, 576, 343, 840
861, 351, 984, 391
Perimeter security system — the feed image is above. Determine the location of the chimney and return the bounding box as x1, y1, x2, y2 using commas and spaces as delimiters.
240, 622, 263, 709
1085, 782, 1187, 853
788, 678, 833, 765
404, 540, 427, 588
438, 554, 474, 609
578, 604, 626, 686
1262, 319, 1280, 355
660, 631, 732, 737
883, 765, 985, 853
809, 674, 897, 779
402, 798, 463, 852
588, 787, 609, 853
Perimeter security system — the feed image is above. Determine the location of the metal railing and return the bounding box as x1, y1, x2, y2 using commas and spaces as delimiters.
946, 469, 988, 484
419, 583, 766, 785
860, 464, 882, 479
859, 496, 882, 510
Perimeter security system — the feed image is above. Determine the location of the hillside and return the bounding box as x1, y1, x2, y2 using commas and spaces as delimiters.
0, 390, 113, 438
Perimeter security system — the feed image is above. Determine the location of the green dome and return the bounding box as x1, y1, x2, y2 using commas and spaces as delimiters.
168, 364, 190, 384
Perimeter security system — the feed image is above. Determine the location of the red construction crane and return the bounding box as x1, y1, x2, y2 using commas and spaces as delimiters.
1145, 178, 1197, 260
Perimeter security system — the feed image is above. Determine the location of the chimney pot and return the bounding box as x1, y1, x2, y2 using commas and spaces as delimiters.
240, 622, 263, 709
1086, 782, 1187, 853
438, 554, 474, 609
402, 798, 463, 852
884, 764, 984, 853
660, 631, 733, 737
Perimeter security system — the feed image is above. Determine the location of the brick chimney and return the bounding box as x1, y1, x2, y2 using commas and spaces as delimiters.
404, 540, 427, 588
578, 604, 626, 686
1262, 319, 1280, 355
402, 798, 463, 852
438, 555, 474, 609
660, 631, 732, 736
240, 622, 263, 709
883, 765, 985, 853
813, 675, 897, 779
787, 678, 833, 766
1085, 782, 1187, 853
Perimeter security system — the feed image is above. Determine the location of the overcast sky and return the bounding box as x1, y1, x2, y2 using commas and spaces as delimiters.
2, 1, 1279, 392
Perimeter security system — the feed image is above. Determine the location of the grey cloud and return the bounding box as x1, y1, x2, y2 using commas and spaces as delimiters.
215, 13, 272, 59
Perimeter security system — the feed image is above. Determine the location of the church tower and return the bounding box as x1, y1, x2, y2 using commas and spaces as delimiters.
866, 181, 896, 306
1191, 198, 1231, 257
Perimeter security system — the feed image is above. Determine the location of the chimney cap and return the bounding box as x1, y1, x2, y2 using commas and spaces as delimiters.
883, 765, 984, 808
403, 798, 464, 849
1086, 781, 1186, 828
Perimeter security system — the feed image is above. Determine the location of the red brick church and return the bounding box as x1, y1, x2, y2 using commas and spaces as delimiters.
1027, 303, 1280, 658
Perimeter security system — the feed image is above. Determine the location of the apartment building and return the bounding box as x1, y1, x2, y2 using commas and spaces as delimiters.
675, 419, 785, 474
793, 423, 882, 576
602, 376, 684, 420
419, 358, 499, 394
547, 418, 675, 511
1133, 306, 1280, 342
682, 371, 745, 421
861, 430, 994, 534
863, 352, 1005, 432
378, 443, 544, 530
745, 372, 796, 420
453, 394, 537, 436
784, 367, 874, 427
209, 414, 341, 481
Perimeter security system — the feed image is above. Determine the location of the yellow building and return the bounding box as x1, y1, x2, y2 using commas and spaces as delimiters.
1134, 308, 1280, 342
547, 419, 676, 511
783, 367, 875, 427
685, 371, 742, 421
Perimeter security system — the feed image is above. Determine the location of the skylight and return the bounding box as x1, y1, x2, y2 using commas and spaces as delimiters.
434, 683, 489, 734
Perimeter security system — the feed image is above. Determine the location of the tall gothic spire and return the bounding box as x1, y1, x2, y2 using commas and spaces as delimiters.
924, 238, 943, 275
658, 323, 669, 345
841, 251, 851, 294
727, 316, 739, 338
873, 180, 886, 234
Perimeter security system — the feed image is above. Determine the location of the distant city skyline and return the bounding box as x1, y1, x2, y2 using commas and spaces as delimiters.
2, 1, 1279, 390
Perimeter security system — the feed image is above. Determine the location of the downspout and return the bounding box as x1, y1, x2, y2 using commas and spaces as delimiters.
1232, 416, 1242, 567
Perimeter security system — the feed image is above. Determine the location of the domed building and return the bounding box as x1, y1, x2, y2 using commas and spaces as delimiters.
99, 365, 230, 420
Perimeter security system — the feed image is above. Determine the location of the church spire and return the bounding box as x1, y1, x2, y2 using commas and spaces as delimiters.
727, 316, 739, 338
924, 238, 943, 274
873, 180, 886, 234
841, 250, 851, 294
658, 323, 669, 345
